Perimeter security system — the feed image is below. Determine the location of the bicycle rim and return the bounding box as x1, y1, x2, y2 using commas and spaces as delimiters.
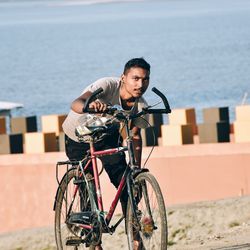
126, 172, 168, 250
54, 168, 95, 250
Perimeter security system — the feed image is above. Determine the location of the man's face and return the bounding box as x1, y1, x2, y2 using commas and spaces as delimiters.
121, 67, 150, 99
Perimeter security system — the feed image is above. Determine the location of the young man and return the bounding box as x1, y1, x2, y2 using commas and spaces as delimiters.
62, 57, 150, 250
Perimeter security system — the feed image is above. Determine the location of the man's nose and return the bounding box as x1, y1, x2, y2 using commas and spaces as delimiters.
137, 79, 143, 88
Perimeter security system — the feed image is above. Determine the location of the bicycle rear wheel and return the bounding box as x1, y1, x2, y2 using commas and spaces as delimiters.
54, 167, 95, 250
126, 172, 168, 250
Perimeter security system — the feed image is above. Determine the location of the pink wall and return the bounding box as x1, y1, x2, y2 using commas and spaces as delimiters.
0, 143, 250, 234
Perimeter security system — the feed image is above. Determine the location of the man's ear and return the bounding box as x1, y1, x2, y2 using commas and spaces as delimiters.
121, 74, 125, 83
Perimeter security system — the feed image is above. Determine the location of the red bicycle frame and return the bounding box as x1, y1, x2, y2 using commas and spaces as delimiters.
75, 141, 129, 228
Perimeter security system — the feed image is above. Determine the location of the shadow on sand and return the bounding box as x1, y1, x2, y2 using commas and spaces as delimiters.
212, 243, 250, 250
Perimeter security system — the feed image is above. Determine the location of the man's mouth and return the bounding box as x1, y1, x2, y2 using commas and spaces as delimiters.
134, 89, 143, 94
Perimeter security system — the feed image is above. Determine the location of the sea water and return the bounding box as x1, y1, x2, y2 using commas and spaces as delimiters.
0, 0, 250, 122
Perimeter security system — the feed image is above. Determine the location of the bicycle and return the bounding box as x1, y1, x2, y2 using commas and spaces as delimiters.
53, 87, 171, 250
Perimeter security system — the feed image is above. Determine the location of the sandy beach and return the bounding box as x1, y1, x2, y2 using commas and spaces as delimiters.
1, 195, 250, 250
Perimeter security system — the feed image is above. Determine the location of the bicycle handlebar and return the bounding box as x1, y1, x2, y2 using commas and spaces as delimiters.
83, 87, 171, 118
152, 87, 171, 113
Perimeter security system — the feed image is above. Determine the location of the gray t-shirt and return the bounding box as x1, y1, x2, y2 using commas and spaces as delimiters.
62, 77, 148, 142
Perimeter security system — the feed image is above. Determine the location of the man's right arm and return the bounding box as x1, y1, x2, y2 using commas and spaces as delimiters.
71, 91, 92, 114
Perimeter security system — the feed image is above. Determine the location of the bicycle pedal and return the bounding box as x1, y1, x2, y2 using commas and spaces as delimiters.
65, 236, 82, 246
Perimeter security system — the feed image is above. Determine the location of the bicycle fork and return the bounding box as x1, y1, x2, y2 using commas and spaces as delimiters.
126, 170, 142, 228
124, 118, 145, 228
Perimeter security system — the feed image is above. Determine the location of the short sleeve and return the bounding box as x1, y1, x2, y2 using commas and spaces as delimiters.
81, 77, 120, 104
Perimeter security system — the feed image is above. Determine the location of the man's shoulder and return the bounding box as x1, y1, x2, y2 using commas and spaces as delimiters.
94, 77, 121, 94
83, 77, 120, 94
94, 77, 120, 86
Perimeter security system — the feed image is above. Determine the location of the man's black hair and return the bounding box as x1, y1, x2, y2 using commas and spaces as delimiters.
123, 57, 150, 74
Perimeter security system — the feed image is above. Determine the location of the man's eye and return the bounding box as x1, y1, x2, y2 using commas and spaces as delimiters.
134, 77, 139, 81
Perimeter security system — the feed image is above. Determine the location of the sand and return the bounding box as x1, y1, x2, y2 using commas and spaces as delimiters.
0, 195, 250, 250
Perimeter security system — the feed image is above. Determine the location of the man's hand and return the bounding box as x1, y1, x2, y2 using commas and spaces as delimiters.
89, 100, 107, 112
71, 91, 107, 114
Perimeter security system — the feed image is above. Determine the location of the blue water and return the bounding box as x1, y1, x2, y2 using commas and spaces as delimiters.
0, 0, 250, 122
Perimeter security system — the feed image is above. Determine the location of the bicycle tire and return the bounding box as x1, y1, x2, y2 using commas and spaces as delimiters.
54, 167, 96, 250
126, 172, 168, 250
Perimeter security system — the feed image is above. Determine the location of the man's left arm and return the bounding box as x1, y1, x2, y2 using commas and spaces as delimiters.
131, 125, 142, 168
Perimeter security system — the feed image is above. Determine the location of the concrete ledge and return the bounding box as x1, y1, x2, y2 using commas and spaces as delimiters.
142, 142, 250, 157
0, 143, 250, 233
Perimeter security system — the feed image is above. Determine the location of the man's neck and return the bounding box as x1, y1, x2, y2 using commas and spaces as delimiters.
120, 98, 136, 110
120, 83, 136, 101
120, 84, 136, 110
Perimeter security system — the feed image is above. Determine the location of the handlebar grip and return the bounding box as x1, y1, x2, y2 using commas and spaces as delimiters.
83, 87, 104, 112
83, 106, 116, 115
151, 87, 171, 113
85, 108, 104, 114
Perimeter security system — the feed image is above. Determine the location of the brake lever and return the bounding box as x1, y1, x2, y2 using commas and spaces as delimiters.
146, 100, 162, 109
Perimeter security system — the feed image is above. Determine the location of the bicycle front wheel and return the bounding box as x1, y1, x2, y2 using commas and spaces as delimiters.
54, 167, 95, 250
126, 172, 168, 250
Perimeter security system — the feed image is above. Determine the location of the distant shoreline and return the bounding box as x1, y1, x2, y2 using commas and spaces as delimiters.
59, 0, 147, 6
0, 0, 148, 5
